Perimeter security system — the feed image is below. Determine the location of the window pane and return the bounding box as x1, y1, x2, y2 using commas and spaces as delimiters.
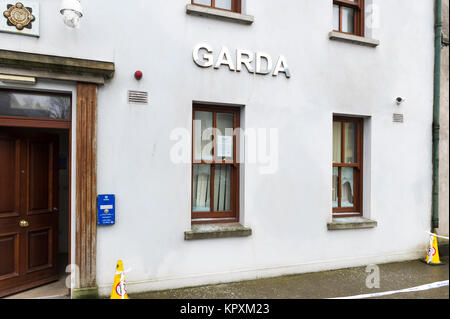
193, 164, 211, 212
341, 167, 354, 208
215, 0, 232, 10
342, 7, 355, 33
344, 122, 357, 163
216, 113, 234, 161
0, 91, 71, 120
193, 0, 212, 6
332, 167, 339, 208
214, 165, 231, 211
333, 121, 342, 163
194, 111, 213, 161
333, 5, 340, 31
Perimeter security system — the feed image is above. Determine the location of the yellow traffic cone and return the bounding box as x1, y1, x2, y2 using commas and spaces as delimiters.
110, 260, 129, 299
422, 234, 446, 266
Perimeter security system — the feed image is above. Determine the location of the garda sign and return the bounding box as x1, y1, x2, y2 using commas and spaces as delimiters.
97, 194, 115, 226
193, 43, 291, 78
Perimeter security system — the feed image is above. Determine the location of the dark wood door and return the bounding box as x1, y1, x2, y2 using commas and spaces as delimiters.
0, 128, 58, 297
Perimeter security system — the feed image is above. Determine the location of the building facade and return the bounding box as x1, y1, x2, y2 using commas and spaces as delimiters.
0, 0, 443, 298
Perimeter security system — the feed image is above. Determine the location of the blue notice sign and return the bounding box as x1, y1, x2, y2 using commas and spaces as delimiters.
97, 194, 115, 226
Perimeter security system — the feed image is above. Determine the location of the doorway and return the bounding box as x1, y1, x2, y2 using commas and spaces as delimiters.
0, 89, 72, 298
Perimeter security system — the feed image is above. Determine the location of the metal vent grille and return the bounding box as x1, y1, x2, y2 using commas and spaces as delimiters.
128, 90, 148, 105
393, 113, 404, 123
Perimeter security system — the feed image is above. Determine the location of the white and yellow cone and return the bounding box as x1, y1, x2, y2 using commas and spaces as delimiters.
422, 233, 447, 266
110, 260, 129, 299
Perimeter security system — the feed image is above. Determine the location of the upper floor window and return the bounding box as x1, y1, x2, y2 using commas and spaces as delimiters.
333, 0, 365, 36
192, 0, 242, 13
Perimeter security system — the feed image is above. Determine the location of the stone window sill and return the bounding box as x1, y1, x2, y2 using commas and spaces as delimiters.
184, 223, 252, 240
327, 217, 378, 231
186, 4, 254, 25
328, 31, 380, 47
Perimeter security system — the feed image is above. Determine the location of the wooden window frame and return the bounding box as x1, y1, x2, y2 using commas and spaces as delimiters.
191, 0, 242, 14
192, 104, 240, 224
332, 116, 363, 218
333, 0, 365, 37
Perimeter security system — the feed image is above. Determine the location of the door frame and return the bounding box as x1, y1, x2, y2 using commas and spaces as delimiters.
1, 83, 100, 298
1, 49, 114, 299
0, 88, 72, 298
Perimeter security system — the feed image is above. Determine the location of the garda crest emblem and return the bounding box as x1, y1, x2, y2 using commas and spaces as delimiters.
3, 2, 35, 30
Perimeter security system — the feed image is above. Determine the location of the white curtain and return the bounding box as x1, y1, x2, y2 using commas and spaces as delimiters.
214, 165, 231, 211
193, 165, 210, 212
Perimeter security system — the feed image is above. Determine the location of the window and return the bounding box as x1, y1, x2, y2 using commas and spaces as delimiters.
192, 0, 242, 13
0, 89, 71, 120
192, 104, 240, 223
332, 117, 363, 217
333, 0, 365, 36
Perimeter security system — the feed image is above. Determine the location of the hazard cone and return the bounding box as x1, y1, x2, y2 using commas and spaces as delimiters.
421, 234, 446, 266
110, 260, 129, 299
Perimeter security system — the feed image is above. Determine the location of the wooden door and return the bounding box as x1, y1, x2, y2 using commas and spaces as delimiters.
0, 128, 59, 297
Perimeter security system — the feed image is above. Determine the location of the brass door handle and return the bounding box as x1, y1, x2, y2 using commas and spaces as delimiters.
19, 220, 29, 228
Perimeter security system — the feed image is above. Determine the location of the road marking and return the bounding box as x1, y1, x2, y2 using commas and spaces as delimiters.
330, 280, 449, 299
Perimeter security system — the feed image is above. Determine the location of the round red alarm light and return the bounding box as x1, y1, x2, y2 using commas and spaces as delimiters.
134, 71, 143, 80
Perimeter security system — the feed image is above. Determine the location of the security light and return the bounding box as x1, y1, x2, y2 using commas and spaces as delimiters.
60, 0, 83, 28
396, 97, 406, 105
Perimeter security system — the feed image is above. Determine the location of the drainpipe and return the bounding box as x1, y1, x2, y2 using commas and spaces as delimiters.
432, 0, 442, 230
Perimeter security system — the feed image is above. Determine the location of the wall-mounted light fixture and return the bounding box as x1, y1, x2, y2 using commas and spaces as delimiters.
60, 0, 83, 28
396, 97, 406, 105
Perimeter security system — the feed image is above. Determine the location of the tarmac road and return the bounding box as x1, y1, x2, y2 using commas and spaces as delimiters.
132, 256, 449, 299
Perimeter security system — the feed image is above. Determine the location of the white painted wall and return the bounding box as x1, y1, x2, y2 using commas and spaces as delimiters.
0, 0, 436, 296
